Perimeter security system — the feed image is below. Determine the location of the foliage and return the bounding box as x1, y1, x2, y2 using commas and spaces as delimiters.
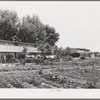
0, 71, 41, 88
17, 47, 28, 64
62, 47, 72, 56
52, 46, 73, 61
44, 25, 59, 46
80, 56, 85, 60
18, 15, 45, 43
62, 55, 73, 61
0, 58, 99, 88
18, 15, 59, 55
53, 45, 63, 60
0, 9, 19, 41
0, 9, 59, 56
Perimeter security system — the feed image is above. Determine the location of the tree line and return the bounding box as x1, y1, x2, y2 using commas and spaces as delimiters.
0, 9, 59, 56
0, 9, 76, 61
53, 46, 74, 61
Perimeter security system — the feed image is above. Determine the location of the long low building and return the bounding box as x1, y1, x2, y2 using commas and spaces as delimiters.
69, 47, 90, 57
0, 39, 41, 63
0, 39, 40, 53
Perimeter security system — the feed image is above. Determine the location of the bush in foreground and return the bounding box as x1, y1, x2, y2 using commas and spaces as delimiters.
0, 71, 41, 88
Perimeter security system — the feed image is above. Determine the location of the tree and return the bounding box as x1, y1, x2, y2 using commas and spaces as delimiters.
18, 15, 59, 56
44, 25, 59, 46
0, 9, 19, 41
21, 47, 27, 56
38, 43, 53, 59
0, 9, 60, 57
53, 45, 63, 60
18, 15, 45, 43
19, 47, 28, 59
62, 47, 72, 56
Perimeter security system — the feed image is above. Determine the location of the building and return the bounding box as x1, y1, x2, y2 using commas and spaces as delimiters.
0, 39, 41, 62
70, 48, 90, 57
0, 39, 40, 53
90, 52, 100, 58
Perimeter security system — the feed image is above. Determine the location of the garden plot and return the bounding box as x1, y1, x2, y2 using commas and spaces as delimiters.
0, 58, 99, 88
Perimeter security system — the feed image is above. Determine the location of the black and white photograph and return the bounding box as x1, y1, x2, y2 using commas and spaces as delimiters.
0, 1, 100, 90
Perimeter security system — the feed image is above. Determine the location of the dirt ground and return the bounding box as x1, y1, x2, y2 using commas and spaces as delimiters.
0, 57, 100, 88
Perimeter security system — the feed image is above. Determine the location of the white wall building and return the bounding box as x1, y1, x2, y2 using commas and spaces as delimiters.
0, 39, 40, 53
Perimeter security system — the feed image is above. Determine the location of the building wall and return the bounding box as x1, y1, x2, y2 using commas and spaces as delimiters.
0, 42, 39, 53
70, 48, 90, 57
0, 44, 23, 52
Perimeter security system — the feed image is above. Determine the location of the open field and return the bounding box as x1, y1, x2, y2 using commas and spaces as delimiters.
0, 58, 100, 88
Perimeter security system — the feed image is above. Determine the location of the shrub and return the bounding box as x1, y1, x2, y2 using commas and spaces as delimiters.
63, 55, 73, 61
0, 71, 42, 88
80, 56, 85, 60
42, 60, 51, 65
18, 54, 25, 59
34, 58, 43, 65
22, 74, 42, 86
0, 76, 13, 88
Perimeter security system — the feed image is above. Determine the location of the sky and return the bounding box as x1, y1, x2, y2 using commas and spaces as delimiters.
0, 1, 100, 52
